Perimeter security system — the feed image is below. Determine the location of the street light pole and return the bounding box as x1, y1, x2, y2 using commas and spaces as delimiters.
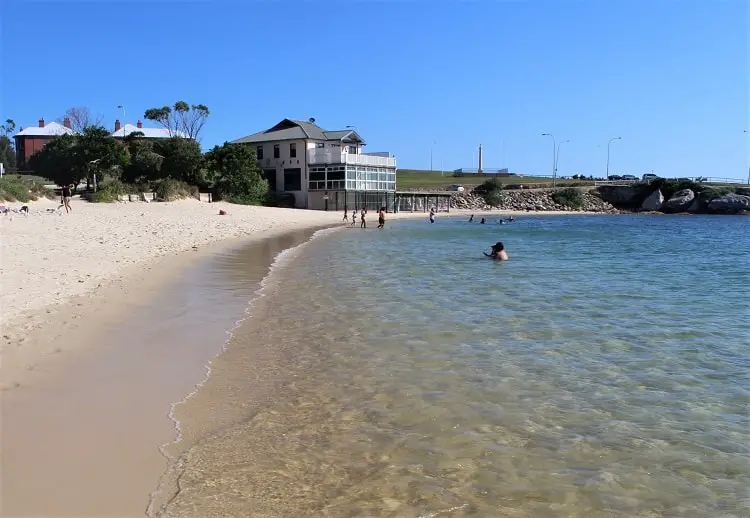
555, 140, 570, 186
430, 140, 436, 173
542, 133, 556, 184
606, 137, 622, 177
117, 105, 126, 135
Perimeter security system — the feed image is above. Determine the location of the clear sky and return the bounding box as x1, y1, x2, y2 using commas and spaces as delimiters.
1, 0, 748, 180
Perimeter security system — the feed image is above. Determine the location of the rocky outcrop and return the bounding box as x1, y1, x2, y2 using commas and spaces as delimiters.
641, 189, 664, 211
596, 185, 648, 207
450, 190, 619, 213
735, 187, 750, 197
663, 189, 695, 212
708, 193, 750, 213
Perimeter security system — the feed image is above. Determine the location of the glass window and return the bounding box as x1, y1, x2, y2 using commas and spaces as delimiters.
328, 169, 345, 180
284, 168, 301, 191
310, 170, 325, 182
290, 142, 296, 158
273, 144, 280, 159
316, 142, 325, 149
348, 145, 357, 154
256, 145, 263, 160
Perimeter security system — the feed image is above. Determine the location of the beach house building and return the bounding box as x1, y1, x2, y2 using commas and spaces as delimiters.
110, 120, 189, 139
13, 117, 75, 168
231, 118, 397, 210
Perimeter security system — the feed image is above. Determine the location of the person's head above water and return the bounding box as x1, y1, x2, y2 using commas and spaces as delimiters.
492, 242, 505, 252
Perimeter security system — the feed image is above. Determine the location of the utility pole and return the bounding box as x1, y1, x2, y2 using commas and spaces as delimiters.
606, 137, 622, 177
542, 133, 555, 183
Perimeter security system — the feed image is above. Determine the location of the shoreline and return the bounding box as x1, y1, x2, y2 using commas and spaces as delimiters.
1, 222, 338, 517
0, 201, 621, 517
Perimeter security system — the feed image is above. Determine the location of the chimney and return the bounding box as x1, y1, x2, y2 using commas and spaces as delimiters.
63, 117, 71, 129
136, 120, 143, 129
114, 119, 121, 132
38, 117, 45, 128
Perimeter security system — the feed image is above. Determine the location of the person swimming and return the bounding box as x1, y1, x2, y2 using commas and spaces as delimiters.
480, 217, 486, 224
468, 214, 474, 223
484, 241, 509, 260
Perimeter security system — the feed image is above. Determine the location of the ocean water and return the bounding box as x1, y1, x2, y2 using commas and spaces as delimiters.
152, 214, 749, 518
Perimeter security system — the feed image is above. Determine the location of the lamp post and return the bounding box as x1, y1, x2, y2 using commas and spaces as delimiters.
555, 140, 570, 186
542, 133, 556, 183
430, 140, 436, 173
117, 105, 126, 135
606, 137, 622, 178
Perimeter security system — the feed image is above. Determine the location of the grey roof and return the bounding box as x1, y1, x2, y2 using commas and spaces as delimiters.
231, 118, 365, 145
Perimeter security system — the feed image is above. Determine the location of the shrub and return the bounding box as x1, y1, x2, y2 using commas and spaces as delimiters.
92, 190, 116, 203
474, 177, 503, 195
484, 190, 505, 207
154, 178, 195, 201
551, 187, 584, 209
649, 178, 701, 200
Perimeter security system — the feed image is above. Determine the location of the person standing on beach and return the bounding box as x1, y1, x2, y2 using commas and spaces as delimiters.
360, 206, 367, 229
61, 184, 73, 213
377, 206, 386, 229
343, 209, 349, 223
429, 208, 435, 223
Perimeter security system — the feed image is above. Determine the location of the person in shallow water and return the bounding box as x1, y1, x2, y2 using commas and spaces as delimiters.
480, 217, 486, 224
468, 214, 474, 223
484, 242, 509, 260
377, 206, 386, 229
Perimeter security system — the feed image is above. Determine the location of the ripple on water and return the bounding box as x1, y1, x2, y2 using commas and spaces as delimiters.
157, 215, 750, 518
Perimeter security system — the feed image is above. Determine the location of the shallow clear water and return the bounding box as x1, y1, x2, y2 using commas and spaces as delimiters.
157, 215, 750, 517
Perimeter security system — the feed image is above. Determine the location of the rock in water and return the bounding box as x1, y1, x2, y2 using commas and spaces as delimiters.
663, 189, 695, 212
641, 189, 664, 211
708, 193, 750, 213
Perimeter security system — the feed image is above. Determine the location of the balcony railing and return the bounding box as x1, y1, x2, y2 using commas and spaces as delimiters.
307, 149, 396, 168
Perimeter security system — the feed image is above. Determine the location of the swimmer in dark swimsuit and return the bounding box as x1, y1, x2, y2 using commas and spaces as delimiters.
480, 217, 486, 224
469, 214, 474, 223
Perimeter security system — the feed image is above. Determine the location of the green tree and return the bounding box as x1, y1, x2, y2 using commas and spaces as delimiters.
28, 134, 80, 186
144, 101, 210, 140
0, 136, 16, 170
205, 143, 268, 204
0, 119, 16, 170
154, 137, 204, 185
122, 132, 163, 183
0, 119, 16, 137
75, 126, 130, 186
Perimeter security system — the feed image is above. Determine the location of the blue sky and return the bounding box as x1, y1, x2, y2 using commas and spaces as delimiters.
2, 0, 748, 180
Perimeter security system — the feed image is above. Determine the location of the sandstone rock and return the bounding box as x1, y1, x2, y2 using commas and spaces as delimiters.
736, 187, 750, 197
641, 189, 664, 211
708, 193, 750, 213
663, 189, 695, 212
687, 198, 700, 213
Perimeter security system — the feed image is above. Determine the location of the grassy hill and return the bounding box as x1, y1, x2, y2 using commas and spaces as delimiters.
396, 169, 571, 190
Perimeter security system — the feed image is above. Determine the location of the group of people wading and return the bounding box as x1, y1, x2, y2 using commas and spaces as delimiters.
343, 207, 386, 229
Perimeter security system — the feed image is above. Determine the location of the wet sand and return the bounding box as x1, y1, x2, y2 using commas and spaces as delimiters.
1, 229, 324, 517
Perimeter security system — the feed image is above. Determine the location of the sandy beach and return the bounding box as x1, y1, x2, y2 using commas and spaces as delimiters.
0, 198, 588, 517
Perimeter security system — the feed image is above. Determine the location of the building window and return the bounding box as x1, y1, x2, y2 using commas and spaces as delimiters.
284, 168, 302, 191
316, 142, 324, 149
348, 145, 357, 154
290, 142, 296, 158
274, 144, 280, 159
256, 145, 263, 160
263, 169, 277, 191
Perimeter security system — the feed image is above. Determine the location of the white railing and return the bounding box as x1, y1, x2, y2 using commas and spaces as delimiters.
307, 149, 396, 168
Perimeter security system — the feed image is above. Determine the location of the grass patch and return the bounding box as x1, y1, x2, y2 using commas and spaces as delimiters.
396, 169, 560, 190
154, 179, 198, 201
0, 176, 53, 202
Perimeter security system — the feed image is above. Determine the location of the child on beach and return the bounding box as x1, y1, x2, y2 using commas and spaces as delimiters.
343, 209, 349, 223
360, 206, 367, 229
